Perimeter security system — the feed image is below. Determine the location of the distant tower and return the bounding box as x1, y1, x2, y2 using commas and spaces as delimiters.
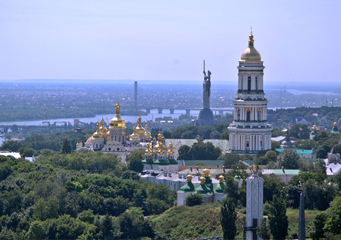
280, 88, 282, 103
134, 81, 137, 108
284, 86, 286, 99
194, 61, 216, 126
228, 32, 272, 153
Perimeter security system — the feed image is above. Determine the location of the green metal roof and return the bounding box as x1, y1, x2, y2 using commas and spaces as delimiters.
275, 148, 313, 154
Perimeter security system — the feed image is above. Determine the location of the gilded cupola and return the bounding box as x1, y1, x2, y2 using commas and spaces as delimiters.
109, 101, 126, 128
93, 122, 104, 139
135, 115, 146, 136
241, 32, 261, 61
153, 133, 164, 152
145, 124, 151, 138
99, 118, 107, 135
130, 126, 139, 140
168, 142, 174, 154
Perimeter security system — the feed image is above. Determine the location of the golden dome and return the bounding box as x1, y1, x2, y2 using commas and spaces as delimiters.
109, 101, 126, 128
187, 174, 192, 183
145, 124, 151, 138
334, 122, 338, 127
145, 143, 153, 154
99, 118, 107, 135
219, 175, 225, 184
200, 177, 206, 185
93, 122, 104, 139
158, 142, 166, 154
313, 124, 317, 131
130, 126, 139, 140
203, 169, 210, 177
153, 133, 164, 152
241, 32, 261, 61
135, 115, 145, 135
168, 142, 174, 154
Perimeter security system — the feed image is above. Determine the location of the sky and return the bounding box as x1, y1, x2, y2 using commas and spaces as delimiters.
0, 0, 340, 83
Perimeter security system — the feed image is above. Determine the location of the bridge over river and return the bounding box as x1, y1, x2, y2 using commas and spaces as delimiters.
139, 107, 234, 115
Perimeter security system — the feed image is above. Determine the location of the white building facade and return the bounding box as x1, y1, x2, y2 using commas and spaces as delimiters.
228, 32, 272, 153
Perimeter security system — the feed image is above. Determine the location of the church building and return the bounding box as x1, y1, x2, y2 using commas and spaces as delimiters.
228, 32, 272, 153
84, 100, 152, 160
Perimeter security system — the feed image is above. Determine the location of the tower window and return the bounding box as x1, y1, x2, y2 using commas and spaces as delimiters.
247, 111, 251, 122
248, 76, 251, 92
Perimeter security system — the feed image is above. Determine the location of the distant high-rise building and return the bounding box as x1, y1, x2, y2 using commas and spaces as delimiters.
228, 32, 272, 153
134, 81, 137, 108
194, 61, 216, 126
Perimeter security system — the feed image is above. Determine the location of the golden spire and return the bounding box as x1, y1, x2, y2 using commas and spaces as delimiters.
187, 174, 192, 183
100, 117, 107, 135
145, 143, 153, 154
145, 124, 151, 138
313, 124, 317, 131
135, 114, 145, 135
168, 142, 174, 154
334, 122, 338, 127
109, 96, 126, 128
248, 30, 254, 47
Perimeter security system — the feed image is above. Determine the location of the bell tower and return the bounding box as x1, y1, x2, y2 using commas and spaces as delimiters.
228, 32, 272, 153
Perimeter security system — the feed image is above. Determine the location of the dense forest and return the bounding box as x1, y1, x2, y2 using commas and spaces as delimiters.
0, 151, 175, 239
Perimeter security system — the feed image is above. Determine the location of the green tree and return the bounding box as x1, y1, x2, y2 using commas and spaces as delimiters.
278, 148, 300, 169
290, 123, 310, 139
185, 193, 203, 206
219, 152, 240, 168
268, 195, 288, 240
265, 150, 277, 162
177, 145, 191, 160
220, 197, 237, 240
310, 213, 327, 240
258, 218, 271, 240
221, 128, 229, 140
11, 124, 19, 132
224, 176, 239, 205
61, 138, 72, 154
127, 156, 144, 173
26, 221, 45, 240
126, 148, 145, 162
324, 196, 341, 235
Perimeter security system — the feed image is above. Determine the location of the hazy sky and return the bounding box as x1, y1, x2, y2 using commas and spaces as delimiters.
0, 0, 340, 82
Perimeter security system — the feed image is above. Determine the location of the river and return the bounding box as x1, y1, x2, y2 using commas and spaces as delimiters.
0, 109, 201, 127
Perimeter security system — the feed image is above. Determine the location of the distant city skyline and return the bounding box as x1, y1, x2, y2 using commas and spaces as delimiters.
0, 0, 340, 82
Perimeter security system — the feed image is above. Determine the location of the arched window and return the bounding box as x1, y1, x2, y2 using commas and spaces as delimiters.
247, 111, 251, 122
237, 109, 240, 121
248, 76, 251, 93
255, 76, 258, 91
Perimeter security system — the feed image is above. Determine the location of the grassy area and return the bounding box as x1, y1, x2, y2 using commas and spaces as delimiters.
286, 208, 323, 238
151, 204, 323, 240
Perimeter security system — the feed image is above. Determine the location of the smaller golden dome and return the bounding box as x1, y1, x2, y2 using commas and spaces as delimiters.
130, 126, 139, 140
135, 115, 145, 135
109, 101, 126, 128
93, 122, 104, 139
200, 177, 206, 185
334, 122, 338, 127
76, 142, 83, 147
145, 143, 153, 154
203, 169, 210, 177
313, 124, 317, 131
168, 142, 174, 154
153, 133, 164, 152
158, 142, 165, 154
145, 124, 151, 138
187, 174, 192, 183
219, 175, 225, 184
99, 118, 107, 135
